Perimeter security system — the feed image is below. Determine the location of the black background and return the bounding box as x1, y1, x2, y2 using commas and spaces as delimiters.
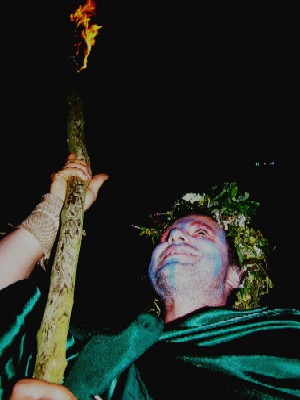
0, 1, 297, 326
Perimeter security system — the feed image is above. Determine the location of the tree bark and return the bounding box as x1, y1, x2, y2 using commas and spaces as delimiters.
33, 90, 90, 383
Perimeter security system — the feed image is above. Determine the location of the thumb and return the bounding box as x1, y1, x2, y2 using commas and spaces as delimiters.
85, 173, 109, 211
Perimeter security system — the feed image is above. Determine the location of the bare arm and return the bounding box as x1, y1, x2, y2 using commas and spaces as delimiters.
0, 228, 44, 290
0, 153, 108, 290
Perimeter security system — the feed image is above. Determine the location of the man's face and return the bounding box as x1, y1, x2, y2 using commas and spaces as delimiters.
148, 215, 230, 301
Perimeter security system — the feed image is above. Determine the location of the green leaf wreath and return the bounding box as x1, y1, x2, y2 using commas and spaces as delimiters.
134, 182, 274, 310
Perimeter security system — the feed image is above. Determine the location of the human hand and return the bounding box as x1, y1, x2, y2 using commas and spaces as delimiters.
50, 153, 109, 211
9, 379, 77, 400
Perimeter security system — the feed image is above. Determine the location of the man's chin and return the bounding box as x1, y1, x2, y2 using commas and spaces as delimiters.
155, 261, 192, 280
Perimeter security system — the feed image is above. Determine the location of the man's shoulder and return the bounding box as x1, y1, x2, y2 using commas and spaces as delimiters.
163, 306, 300, 333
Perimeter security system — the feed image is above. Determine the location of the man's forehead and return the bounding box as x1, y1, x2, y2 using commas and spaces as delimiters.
171, 214, 222, 230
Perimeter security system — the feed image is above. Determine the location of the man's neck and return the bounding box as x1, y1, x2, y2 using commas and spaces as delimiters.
164, 293, 227, 323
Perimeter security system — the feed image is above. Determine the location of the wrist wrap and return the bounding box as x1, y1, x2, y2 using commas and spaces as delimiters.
19, 193, 64, 268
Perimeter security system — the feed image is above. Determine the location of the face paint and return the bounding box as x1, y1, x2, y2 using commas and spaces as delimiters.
149, 215, 229, 299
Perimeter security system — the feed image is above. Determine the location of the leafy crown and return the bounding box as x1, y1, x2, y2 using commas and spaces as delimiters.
134, 182, 274, 310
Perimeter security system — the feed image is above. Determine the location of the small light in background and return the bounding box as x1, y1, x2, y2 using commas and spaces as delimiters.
255, 160, 276, 167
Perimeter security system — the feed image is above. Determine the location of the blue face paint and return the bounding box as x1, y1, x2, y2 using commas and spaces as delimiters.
148, 215, 229, 298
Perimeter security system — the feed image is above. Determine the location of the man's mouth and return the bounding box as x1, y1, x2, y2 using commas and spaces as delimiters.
160, 245, 199, 263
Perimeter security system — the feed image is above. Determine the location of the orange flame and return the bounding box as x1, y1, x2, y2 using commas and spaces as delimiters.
70, 0, 102, 73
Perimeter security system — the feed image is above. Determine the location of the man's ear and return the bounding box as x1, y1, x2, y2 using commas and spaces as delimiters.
225, 264, 242, 289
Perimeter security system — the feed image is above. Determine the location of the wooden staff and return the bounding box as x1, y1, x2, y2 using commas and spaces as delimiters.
33, 90, 90, 383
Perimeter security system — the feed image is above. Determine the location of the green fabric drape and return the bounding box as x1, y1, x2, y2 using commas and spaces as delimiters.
130, 307, 300, 399
0, 280, 42, 399
1, 279, 300, 399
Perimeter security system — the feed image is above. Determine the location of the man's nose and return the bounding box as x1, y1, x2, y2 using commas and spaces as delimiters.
168, 228, 187, 243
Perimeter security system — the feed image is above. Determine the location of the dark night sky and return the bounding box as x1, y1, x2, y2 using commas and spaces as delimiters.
1, 2, 297, 325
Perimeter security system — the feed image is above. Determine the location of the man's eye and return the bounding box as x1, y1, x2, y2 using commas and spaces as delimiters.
196, 229, 208, 236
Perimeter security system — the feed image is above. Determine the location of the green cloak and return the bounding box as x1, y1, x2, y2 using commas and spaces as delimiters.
1, 279, 300, 399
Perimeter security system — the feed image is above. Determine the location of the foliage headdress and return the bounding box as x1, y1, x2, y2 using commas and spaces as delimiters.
135, 182, 274, 310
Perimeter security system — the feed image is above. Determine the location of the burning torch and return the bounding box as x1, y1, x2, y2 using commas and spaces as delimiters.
33, 0, 102, 383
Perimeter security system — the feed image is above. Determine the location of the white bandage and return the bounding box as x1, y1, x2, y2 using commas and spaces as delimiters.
19, 193, 64, 269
